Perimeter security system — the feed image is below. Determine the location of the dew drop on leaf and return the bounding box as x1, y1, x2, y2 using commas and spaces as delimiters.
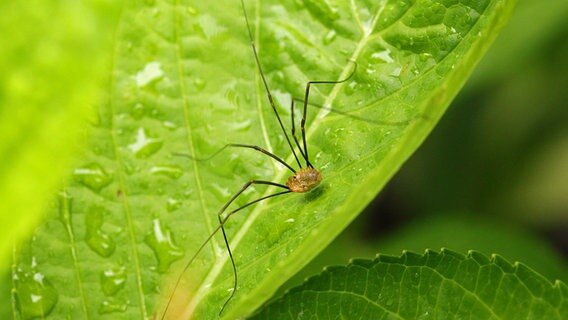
73, 163, 112, 192
230, 119, 252, 132
193, 77, 206, 90
99, 297, 128, 314
131, 103, 147, 119
210, 183, 231, 203
149, 165, 183, 179
166, 197, 182, 212
85, 206, 116, 258
134, 61, 163, 88
162, 120, 177, 129
144, 218, 184, 273
100, 266, 127, 296
372, 49, 394, 63
14, 266, 58, 319
344, 81, 357, 96
323, 30, 336, 45
128, 127, 163, 158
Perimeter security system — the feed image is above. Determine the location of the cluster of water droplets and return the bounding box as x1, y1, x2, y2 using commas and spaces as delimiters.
86, 206, 116, 258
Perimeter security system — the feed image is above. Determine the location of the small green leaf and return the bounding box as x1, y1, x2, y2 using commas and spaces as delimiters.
8, 0, 516, 319
251, 249, 568, 319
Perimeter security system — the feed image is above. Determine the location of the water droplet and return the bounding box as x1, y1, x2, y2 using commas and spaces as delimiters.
182, 188, 193, 198
128, 128, 163, 158
145, 219, 184, 273
210, 183, 231, 202
163, 120, 177, 129
284, 218, 295, 223
134, 61, 163, 87
86, 206, 116, 258
166, 197, 182, 212
344, 81, 357, 96
273, 71, 285, 82
99, 297, 128, 314
230, 119, 252, 132
390, 67, 401, 77
132, 103, 146, 119
14, 268, 58, 319
100, 266, 127, 296
123, 161, 137, 175
74, 163, 112, 192
193, 77, 206, 90
149, 165, 183, 179
323, 30, 336, 45
371, 49, 394, 63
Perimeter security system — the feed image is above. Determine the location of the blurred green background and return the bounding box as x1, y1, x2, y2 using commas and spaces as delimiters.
282, 0, 568, 291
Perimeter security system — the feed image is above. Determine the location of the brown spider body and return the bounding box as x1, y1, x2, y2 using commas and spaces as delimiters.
286, 167, 322, 193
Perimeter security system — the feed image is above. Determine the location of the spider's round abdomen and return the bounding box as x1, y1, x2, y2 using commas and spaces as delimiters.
286, 168, 322, 193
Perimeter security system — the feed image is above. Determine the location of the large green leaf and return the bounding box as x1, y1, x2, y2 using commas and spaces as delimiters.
251, 249, 568, 319
8, 0, 516, 319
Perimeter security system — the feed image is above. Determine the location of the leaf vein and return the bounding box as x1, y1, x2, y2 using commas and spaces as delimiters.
108, 15, 148, 320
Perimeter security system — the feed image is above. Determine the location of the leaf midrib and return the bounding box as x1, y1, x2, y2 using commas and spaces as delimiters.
109, 45, 148, 320
107, 4, 148, 319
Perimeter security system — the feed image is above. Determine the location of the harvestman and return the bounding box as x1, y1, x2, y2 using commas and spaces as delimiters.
160, 1, 357, 318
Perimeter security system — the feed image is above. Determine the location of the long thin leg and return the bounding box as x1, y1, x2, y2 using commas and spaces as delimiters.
300, 61, 358, 168
173, 143, 296, 173
289, 98, 307, 161
160, 181, 290, 320
292, 97, 411, 126
217, 188, 292, 315
240, 0, 303, 168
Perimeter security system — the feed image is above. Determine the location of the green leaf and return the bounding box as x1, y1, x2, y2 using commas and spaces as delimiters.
8, 0, 516, 319
251, 249, 568, 319
0, 1, 121, 269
